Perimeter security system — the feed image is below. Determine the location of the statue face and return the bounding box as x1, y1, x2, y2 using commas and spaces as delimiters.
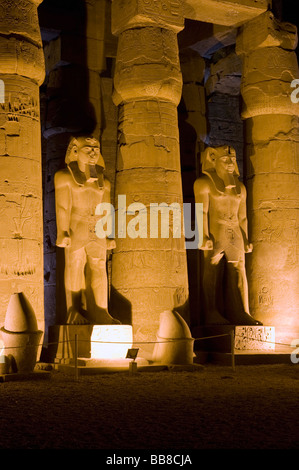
214, 147, 237, 176
75, 137, 101, 166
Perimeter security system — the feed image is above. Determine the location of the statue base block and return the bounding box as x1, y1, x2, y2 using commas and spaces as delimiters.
48, 325, 93, 362
48, 324, 133, 363
193, 325, 275, 354
234, 326, 275, 351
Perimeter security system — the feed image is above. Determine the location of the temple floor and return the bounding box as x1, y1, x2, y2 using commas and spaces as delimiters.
0, 363, 298, 450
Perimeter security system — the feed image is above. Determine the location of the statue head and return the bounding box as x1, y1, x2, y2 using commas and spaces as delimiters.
65, 135, 105, 187
201, 145, 239, 177
65, 135, 105, 170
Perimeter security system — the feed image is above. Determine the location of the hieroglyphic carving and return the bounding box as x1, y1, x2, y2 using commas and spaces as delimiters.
0, 0, 44, 332
0, 0, 43, 46
237, 12, 299, 326
0, 239, 41, 278
235, 326, 275, 351
111, 1, 189, 357
113, 27, 182, 105
258, 287, 273, 307
112, 0, 184, 35
0, 89, 39, 120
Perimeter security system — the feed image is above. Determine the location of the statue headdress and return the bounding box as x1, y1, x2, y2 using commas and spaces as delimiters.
65, 135, 105, 188
201, 146, 239, 176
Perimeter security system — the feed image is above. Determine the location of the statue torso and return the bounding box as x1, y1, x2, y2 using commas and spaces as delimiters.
67, 167, 107, 252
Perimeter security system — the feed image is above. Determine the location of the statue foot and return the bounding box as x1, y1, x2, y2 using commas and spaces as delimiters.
67, 309, 90, 325
92, 307, 121, 325
231, 312, 263, 326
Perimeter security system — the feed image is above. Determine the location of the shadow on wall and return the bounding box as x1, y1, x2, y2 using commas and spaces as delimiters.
38, 0, 100, 351
109, 286, 132, 326
178, 97, 201, 328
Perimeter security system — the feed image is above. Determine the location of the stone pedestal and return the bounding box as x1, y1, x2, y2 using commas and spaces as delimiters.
49, 324, 133, 362
234, 326, 275, 351
48, 324, 93, 362
194, 325, 275, 354
90, 324, 133, 360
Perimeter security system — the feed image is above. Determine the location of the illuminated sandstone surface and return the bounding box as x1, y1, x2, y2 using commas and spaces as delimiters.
237, 11, 299, 329
54, 135, 118, 325
0, 0, 45, 335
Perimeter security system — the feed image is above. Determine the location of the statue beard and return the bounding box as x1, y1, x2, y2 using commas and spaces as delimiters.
215, 168, 236, 189
85, 164, 98, 182
222, 172, 236, 189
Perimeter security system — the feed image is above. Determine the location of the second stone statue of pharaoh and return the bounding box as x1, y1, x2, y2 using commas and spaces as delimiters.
54, 135, 119, 325
194, 145, 262, 326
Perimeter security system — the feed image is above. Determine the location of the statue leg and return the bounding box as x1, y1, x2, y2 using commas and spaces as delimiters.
225, 259, 262, 325
64, 247, 89, 324
202, 251, 229, 324
87, 253, 120, 324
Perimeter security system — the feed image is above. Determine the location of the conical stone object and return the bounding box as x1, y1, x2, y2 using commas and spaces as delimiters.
0, 293, 42, 373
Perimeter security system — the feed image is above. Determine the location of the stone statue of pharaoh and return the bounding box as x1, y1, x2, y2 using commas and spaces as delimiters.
194, 145, 262, 325
54, 135, 119, 325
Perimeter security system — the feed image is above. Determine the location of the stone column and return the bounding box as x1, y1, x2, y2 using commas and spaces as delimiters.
205, 46, 244, 177
236, 11, 299, 331
111, 0, 189, 357
0, 0, 45, 332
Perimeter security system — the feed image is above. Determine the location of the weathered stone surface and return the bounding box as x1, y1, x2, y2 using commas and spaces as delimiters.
0, 0, 45, 335
247, 141, 299, 182
113, 27, 182, 105
245, 114, 299, 144
0, 292, 42, 373
241, 48, 298, 85
236, 10, 297, 55
234, 326, 275, 350
112, 0, 184, 35
205, 51, 242, 96
0, 36, 45, 85
116, 101, 182, 171
237, 13, 299, 117
153, 310, 194, 365
0, 0, 44, 45
111, 5, 189, 357
183, 0, 269, 27
238, 13, 299, 327
241, 78, 299, 118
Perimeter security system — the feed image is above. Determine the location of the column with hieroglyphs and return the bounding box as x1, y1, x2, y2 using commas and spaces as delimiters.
236, 11, 299, 331
0, 0, 45, 331
110, 0, 189, 358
